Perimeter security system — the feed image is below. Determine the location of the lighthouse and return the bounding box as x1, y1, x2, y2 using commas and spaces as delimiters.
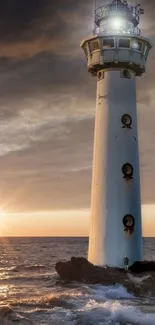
81, 0, 152, 268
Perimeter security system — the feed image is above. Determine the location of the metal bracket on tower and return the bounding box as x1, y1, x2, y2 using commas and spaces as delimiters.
98, 94, 108, 100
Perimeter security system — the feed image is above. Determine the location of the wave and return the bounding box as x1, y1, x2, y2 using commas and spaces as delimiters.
13, 291, 82, 309
0, 271, 57, 284
0, 264, 48, 273
4, 284, 155, 325
88, 283, 134, 300
74, 285, 155, 325
75, 300, 155, 325
8, 273, 55, 282
24, 265, 48, 271
0, 305, 33, 325
12, 264, 48, 272
21, 285, 155, 325
127, 273, 151, 285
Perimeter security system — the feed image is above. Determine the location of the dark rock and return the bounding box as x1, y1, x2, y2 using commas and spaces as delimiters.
55, 257, 155, 296
129, 260, 155, 273
56, 257, 94, 281
56, 256, 126, 284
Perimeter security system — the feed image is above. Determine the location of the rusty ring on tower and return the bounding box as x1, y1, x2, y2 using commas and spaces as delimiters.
121, 114, 132, 129
122, 163, 133, 179
123, 215, 135, 234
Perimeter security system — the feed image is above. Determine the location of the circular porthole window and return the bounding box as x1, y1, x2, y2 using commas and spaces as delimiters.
123, 215, 135, 234
123, 215, 134, 228
121, 114, 132, 128
122, 163, 133, 179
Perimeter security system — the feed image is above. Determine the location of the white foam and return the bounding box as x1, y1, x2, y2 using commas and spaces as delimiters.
88, 284, 134, 300
109, 302, 155, 325
69, 284, 155, 325
19, 284, 155, 325
127, 273, 151, 285
77, 299, 155, 325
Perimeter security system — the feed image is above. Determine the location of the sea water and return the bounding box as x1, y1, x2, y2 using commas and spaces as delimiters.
0, 237, 154, 324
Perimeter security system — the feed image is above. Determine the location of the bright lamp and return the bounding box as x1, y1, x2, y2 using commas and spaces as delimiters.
110, 18, 124, 30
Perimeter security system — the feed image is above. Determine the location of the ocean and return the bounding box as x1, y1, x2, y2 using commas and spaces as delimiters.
0, 237, 155, 325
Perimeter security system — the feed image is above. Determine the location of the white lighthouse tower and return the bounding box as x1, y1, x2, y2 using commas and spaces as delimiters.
81, 0, 152, 268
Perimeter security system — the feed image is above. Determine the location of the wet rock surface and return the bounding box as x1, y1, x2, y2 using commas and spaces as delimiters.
55, 257, 155, 296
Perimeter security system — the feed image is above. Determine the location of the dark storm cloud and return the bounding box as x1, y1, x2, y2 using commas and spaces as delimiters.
0, 0, 44, 40
0, 54, 89, 97
0, 0, 93, 58
0, 0, 154, 212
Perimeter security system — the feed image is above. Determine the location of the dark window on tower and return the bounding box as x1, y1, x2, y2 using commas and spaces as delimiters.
90, 40, 99, 52
136, 41, 143, 52
118, 38, 130, 49
103, 38, 114, 49
131, 40, 143, 52
144, 45, 149, 58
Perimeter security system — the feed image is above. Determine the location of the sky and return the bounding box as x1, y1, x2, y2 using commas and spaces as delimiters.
0, 0, 154, 236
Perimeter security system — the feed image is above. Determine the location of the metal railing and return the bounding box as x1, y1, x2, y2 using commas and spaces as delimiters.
93, 25, 141, 36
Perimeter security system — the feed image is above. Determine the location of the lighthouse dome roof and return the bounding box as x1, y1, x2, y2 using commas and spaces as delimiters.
109, 0, 129, 10
108, 0, 133, 16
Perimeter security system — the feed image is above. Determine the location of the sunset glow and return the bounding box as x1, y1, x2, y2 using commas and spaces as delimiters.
0, 210, 4, 219
0, 205, 152, 237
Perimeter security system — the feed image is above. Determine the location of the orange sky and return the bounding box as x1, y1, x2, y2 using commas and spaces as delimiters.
0, 205, 153, 237
0, 210, 89, 237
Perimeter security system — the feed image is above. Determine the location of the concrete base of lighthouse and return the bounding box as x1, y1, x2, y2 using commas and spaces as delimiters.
88, 69, 143, 268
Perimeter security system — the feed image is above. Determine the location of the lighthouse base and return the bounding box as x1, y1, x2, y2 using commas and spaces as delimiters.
55, 257, 155, 296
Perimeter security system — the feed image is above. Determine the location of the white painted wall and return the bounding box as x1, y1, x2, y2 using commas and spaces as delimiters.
88, 69, 143, 268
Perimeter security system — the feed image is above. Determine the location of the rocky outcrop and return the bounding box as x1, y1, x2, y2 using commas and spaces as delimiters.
55, 257, 155, 296
129, 260, 155, 273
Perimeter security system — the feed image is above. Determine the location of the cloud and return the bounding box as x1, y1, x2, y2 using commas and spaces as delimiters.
0, 0, 93, 58
0, 117, 93, 212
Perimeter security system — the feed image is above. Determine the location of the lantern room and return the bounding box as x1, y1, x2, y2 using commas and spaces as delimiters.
94, 0, 144, 36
